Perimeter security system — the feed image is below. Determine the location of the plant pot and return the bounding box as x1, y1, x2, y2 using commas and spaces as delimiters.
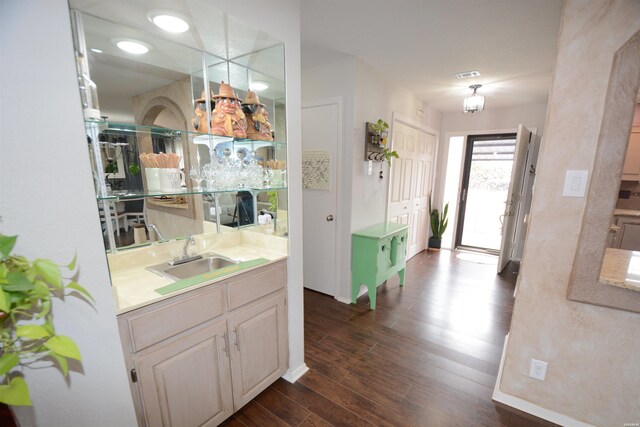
428, 237, 442, 251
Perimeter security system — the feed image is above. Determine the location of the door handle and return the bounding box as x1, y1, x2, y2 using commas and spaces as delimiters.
326, 215, 334, 222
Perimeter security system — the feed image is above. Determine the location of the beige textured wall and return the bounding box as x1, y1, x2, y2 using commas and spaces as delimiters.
500, 1, 640, 425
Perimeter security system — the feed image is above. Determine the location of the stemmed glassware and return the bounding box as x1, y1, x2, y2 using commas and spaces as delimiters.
189, 166, 204, 191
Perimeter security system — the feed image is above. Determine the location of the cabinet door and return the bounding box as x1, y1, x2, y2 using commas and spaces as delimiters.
622, 132, 640, 180
228, 293, 287, 409
618, 218, 640, 251
135, 320, 233, 427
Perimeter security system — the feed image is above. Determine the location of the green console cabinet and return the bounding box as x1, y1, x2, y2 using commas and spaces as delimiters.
351, 223, 409, 309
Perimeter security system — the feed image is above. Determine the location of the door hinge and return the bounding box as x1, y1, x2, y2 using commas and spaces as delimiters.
233, 328, 240, 351
222, 332, 229, 358
130, 368, 138, 383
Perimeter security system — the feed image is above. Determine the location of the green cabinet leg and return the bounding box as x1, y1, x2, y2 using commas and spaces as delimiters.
367, 284, 376, 310
398, 268, 405, 287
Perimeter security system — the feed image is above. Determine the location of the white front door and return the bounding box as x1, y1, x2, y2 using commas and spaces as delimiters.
497, 124, 532, 273
388, 121, 436, 259
302, 101, 340, 296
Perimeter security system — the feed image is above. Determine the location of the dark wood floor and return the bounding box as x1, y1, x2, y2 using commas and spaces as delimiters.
222, 250, 557, 427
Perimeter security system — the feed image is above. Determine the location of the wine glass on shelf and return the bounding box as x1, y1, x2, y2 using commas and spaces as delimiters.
189, 166, 204, 191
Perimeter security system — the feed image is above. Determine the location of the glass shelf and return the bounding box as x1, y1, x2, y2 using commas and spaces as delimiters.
85, 120, 287, 147
97, 186, 288, 201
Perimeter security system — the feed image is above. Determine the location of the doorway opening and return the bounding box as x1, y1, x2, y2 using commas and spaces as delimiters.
455, 133, 517, 253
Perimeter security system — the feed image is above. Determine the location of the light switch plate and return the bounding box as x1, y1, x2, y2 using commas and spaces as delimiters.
563, 170, 588, 197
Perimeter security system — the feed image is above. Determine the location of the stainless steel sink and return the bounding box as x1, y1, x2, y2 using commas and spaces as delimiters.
147, 253, 238, 280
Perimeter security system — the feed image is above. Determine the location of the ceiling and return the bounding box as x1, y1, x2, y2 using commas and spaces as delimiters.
70, 0, 564, 118
300, 0, 564, 113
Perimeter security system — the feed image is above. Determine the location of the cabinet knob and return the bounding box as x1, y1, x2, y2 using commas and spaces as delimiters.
326, 215, 334, 222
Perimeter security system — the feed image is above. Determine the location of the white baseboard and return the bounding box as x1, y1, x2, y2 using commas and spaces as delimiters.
282, 363, 309, 383
493, 334, 594, 427
335, 296, 352, 304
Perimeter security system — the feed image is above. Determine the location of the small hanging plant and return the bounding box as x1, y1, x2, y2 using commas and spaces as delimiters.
382, 148, 399, 166
370, 119, 389, 147
0, 234, 93, 406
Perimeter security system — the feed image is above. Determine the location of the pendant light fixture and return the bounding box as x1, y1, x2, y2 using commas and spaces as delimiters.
463, 84, 485, 113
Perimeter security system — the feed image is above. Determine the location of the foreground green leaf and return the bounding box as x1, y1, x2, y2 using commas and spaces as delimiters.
0, 377, 31, 406
34, 259, 62, 288
0, 235, 17, 260
16, 325, 51, 340
44, 336, 81, 361
66, 281, 94, 303
66, 254, 77, 271
5, 271, 34, 292
0, 354, 19, 377
50, 354, 69, 377
0, 288, 9, 313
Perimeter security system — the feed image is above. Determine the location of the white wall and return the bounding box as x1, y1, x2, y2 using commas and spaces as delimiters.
301, 58, 443, 302
0, 1, 138, 425
205, 0, 306, 381
302, 57, 356, 304
348, 59, 442, 300
436, 103, 548, 249
437, 103, 548, 201
353, 59, 443, 231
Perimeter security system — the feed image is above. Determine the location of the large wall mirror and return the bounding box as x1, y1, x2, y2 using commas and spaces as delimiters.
568, 29, 640, 313
71, 3, 288, 251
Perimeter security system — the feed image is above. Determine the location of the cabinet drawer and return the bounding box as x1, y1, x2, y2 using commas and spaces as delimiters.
227, 261, 286, 310
126, 285, 225, 352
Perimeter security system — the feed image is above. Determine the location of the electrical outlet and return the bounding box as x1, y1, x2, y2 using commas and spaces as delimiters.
529, 359, 548, 381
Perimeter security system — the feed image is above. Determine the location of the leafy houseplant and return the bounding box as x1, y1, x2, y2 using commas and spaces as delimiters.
428, 196, 449, 250
0, 234, 93, 406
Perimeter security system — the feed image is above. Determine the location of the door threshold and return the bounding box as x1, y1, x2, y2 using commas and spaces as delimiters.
455, 246, 499, 256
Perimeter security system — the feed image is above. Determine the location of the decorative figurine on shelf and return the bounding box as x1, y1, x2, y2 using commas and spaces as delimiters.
242, 90, 274, 141
191, 89, 215, 133
211, 81, 247, 138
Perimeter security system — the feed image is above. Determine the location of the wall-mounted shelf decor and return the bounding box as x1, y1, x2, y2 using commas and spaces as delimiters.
364, 121, 388, 161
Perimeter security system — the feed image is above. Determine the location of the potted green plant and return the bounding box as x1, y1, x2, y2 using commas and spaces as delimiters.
428, 196, 449, 250
0, 233, 93, 406
370, 119, 389, 144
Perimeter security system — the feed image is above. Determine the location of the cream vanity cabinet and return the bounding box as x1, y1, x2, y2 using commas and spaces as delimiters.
611, 215, 640, 251
118, 261, 288, 427
621, 126, 640, 181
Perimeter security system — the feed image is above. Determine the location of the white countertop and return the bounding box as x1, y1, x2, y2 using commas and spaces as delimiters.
109, 230, 288, 314
600, 247, 640, 292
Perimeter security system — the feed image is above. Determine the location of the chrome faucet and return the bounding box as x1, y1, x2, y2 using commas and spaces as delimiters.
171, 235, 202, 266
148, 223, 167, 242
182, 234, 195, 259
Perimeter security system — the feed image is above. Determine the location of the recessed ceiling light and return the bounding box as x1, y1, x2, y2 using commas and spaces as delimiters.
455, 70, 481, 79
150, 14, 189, 33
90, 48, 103, 53
115, 40, 150, 54
249, 81, 269, 91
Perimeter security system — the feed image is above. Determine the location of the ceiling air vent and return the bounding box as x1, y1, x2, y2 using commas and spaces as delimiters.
455, 70, 481, 79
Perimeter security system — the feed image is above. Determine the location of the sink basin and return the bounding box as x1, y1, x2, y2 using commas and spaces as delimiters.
147, 253, 238, 280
